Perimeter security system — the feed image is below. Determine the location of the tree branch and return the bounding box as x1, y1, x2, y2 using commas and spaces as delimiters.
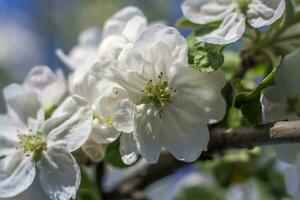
102, 120, 300, 200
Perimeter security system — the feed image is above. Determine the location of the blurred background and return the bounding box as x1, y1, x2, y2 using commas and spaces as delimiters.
0, 1, 293, 200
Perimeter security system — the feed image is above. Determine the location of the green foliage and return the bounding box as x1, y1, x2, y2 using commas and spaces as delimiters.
198, 148, 289, 199
175, 149, 290, 200
227, 106, 243, 128
76, 168, 101, 200
187, 34, 225, 72
175, 185, 225, 200
234, 65, 279, 124
105, 140, 128, 168
176, 17, 201, 29
176, 18, 221, 34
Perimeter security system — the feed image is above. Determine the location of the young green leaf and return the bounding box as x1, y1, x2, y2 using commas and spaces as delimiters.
187, 34, 225, 72
234, 60, 280, 124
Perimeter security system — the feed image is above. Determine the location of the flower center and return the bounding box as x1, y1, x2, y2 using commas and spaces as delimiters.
18, 132, 47, 161
140, 72, 176, 110
93, 111, 113, 126
287, 96, 300, 117
235, 0, 251, 13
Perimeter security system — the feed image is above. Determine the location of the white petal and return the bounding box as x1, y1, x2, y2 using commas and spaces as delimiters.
23, 66, 67, 109
134, 104, 161, 164
78, 27, 102, 47
109, 66, 145, 101
0, 152, 36, 198
82, 140, 107, 162
273, 144, 300, 164
56, 28, 100, 71
71, 61, 116, 101
133, 24, 187, 67
119, 133, 138, 165
284, 164, 300, 199
197, 12, 246, 45
247, 0, 285, 28
103, 6, 145, 38
93, 80, 128, 119
261, 86, 295, 123
159, 96, 210, 162
4, 84, 42, 126
122, 15, 147, 42
56, 47, 97, 71
113, 99, 134, 133
171, 68, 226, 123
4, 179, 50, 200
71, 66, 101, 101
43, 96, 93, 152
90, 121, 120, 144
181, 0, 235, 24
37, 148, 80, 200
0, 135, 18, 158
97, 35, 130, 61
275, 50, 300, 97
0, 115, 20, 144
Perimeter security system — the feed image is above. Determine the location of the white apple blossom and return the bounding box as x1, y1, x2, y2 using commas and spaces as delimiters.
72, 66, 137, 164
57, 7, 148, 94
283, 158, 300, 200
0, 84, 93, 200
261, 50, 300, 164
56, 28, 101, 94
56, 27, 101, 71
57, 6, 147, 70
23, 66, 67, 111
102, 24, 226, 163
97, 6, 147, 62
181, 0, 286, 44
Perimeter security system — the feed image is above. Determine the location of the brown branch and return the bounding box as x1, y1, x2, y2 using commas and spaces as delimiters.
102, 120, 300, 200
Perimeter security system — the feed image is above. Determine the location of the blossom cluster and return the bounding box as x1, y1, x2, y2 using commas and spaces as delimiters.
0, 1, 297, 199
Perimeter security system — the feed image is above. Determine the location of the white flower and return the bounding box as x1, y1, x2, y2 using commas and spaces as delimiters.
23, 66, 67, 111
56, 28, 102, 94
261, 50, 300, 164
72, 67, 137, 164
56, 27, 101, 71
181, 0, 286, 44
283, 158, 300, 200
57, 7, 147, 93
104, 24, 226, 163
0, 84, 93, 200
97, 6, 147, 62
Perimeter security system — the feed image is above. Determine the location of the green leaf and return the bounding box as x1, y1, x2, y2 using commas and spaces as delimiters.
105, 140, 128, 168
227, 106, 242, 128
76, 168, 101, 200
175, 186, 225, 200
194, 21, 222, 36
234, 64, 279, 124
176, 17, 200, 29
176, 17, 221, 33
187, 34, 225, 72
